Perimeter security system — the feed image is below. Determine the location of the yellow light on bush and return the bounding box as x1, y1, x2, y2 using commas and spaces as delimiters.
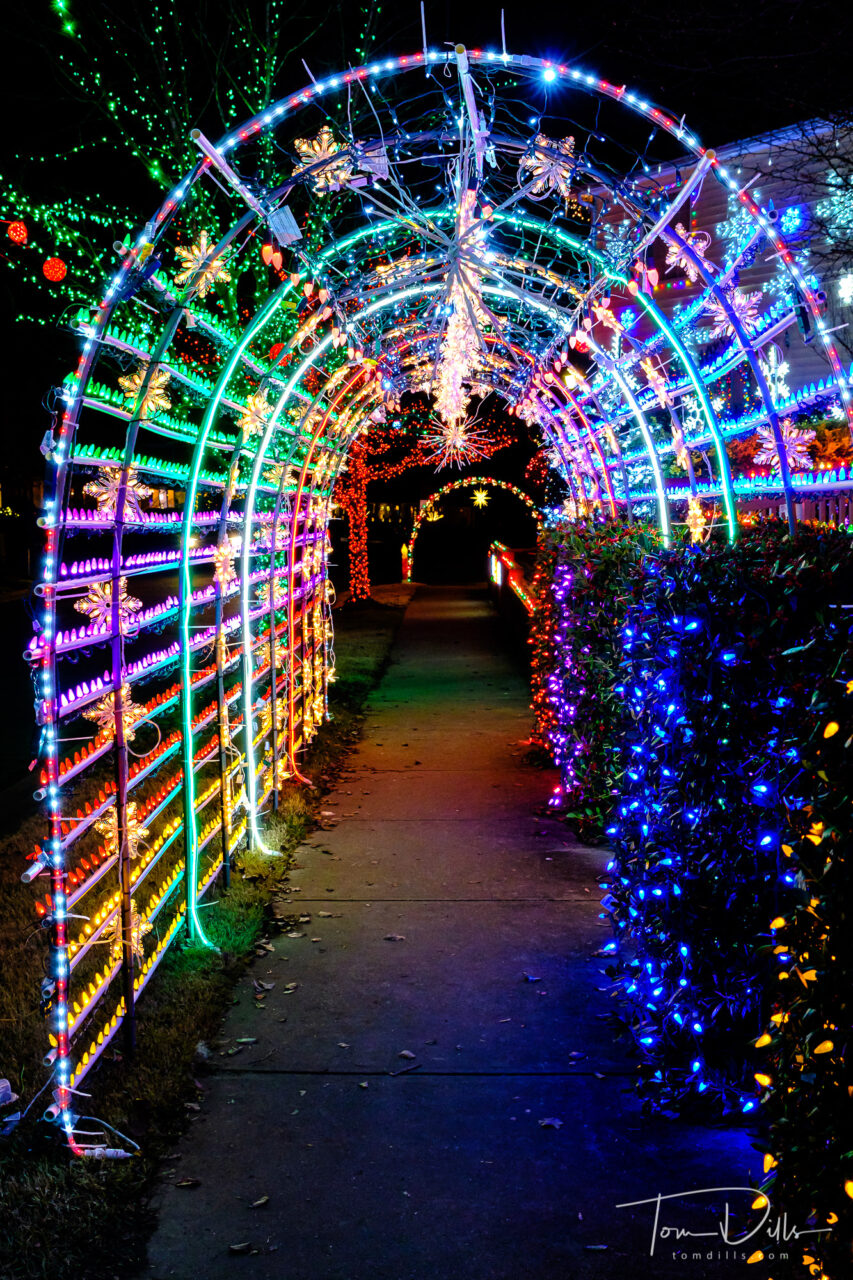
755, 1073, 773, 1087
755, 1033, 772, 1048
813, 1040, 834, 1054
770, 916, 786, 930
823, 721, 839, 738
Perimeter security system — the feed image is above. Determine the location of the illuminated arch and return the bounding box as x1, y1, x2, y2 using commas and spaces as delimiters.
27, 44, 852, 1153
404, 476, 543, 582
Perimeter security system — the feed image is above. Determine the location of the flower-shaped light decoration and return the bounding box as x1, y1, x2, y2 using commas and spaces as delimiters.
591, 301, 622, 333
174, 230, 232, 298
292, 126, 353, 192
83, 683, 147, 743
238, 389, 273, 438
83, 466, 152, 519
754, 419, 816, 472
118, 364, 172, 418
95, 800, 150, 860
705, 287, 763, 341
471, 488, 490, 508
422, 419, 492, 471
671, 424, 689, 471
519, 134, 578, 207
664, 223, 714, 282
685, 494, 706, 543
213, 536, 237, 592
641, 357, 673, 409
74, 577, 142, 629
105, 897, 152, 964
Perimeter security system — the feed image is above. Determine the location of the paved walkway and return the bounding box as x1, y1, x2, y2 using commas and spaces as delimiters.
147, 586, 759, 1280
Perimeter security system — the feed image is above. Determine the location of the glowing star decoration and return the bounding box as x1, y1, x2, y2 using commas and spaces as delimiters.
664, 223, 714, 282
754, 419, 816, 472
519, 134, 577, 206
685, 494, 706, 543
422, 418, 492, 471
238, 390, 273, 437
83, 466, 152, 519
95, 801, 150, 860
705, 287, 763, 340
74, 577, 142, 629
118, 364, 172, 418
83, 683, 147, 742
471, 488, 490, 508
292, 126, 353, 192
105, 898, 152, 964
173, 230, 232, 297
213, 536, 237, 591
641, 357, 673, 409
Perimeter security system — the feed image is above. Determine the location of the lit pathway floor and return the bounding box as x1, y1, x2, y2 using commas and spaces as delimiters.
146, 585, 761, 1280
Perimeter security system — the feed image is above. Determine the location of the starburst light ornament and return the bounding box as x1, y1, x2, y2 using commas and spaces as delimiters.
471, 488, 490, 508
74, 577, 142, 629
705, 287, 763, 340
754, 419, 815, 472
519, 134, 577, 206
422, 418, 492, 471
174, 230, 232, 297
84, 466, 152, 519
664, 223, 714, 282
118, 364, 171, 417
292, 126, 353, 192
95, 800, 150, 859
83, 684, 147, 742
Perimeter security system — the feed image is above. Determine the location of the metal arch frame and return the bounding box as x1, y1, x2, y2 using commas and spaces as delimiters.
405, 476, 543, 580
30, 44, 849, 1155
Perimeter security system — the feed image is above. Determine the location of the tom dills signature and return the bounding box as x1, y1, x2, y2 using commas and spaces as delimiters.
616, 1186, 833, 1258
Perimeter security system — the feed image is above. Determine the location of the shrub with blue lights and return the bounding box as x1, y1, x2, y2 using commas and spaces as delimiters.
599, 528, 853, 1117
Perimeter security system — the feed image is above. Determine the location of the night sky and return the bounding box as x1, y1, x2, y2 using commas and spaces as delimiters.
1, 0, 851, 522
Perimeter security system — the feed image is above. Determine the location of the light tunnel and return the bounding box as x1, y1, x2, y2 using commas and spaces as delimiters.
27, 44, 853, 1151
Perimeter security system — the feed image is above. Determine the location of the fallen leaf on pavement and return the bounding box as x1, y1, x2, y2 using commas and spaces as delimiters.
250, 1196, 269, 1209
176, 1178, 200, 1188
229, 1242, 252, 1255
398, 1050, 416, 1059
384, 934, 406, 942
538, 1117, 564, 1129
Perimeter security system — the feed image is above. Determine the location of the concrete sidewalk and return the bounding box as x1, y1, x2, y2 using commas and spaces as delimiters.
146, 586, 760, 1280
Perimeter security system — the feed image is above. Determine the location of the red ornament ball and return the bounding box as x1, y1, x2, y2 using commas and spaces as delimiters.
268, 341, 286, 362
43, 257, 67, 282
7, 221, 27, 245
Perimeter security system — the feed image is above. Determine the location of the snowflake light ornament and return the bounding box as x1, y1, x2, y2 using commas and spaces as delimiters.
685, 495, 706, 543
519, 134, 577, 206
837, 272, 853, 306
83, 466, 152, 519
754, 419, 815, 472
74, 577, 142, 629
118, 364, 171, 417
705, 287, 763, 340
213, 536, 237, 592
471, 488, 490, 508
292, 126, 353, 192
664, 223, 714, 282
239, 390, 273, 437
641, 357, 673, 408
105, 898, 152, 964
83, 683, 147, 742
95, 800, 150, 860
174, 230, 232, 297
758, 344, 791, 402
